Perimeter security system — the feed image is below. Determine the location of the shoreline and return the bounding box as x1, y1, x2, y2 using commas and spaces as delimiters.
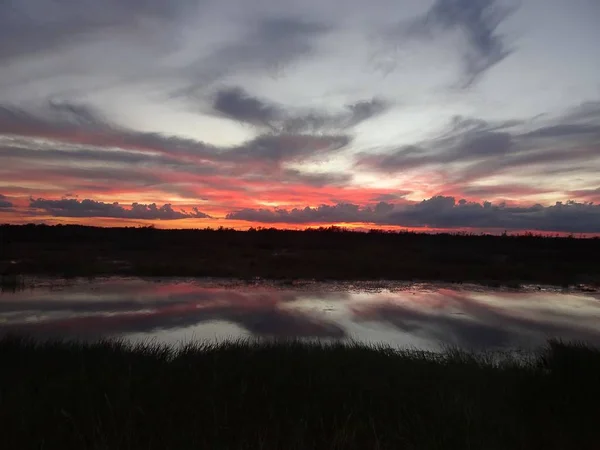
2, 273, 599, 294
2, 224, 599, 289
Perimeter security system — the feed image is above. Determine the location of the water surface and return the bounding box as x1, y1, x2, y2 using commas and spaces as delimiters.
1, 278, 599, 350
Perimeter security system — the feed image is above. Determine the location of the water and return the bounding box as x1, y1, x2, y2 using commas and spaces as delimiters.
1, 277, 599, 350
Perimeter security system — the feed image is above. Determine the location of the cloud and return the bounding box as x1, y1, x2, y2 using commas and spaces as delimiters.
283, 98, 389, 133
227, 197, 600, 233
210, 86, 388, 132
521, 124, 600, 140
228, 133, 350, 164
370, 192, 412, 202
176, 16, 332, 95
358, 129, 514, 173
0, 0, 200, 61
29, 198, 211, 220
357, 112, 600, 183
385, 0, 516, 86
227, 202, 396, 225
0, 102, 352, 173
567, 187, 600, 203
213, 87, 282, 128
0, 194, 13, 209
281, 169, 353, 187
562, 101, 600, 124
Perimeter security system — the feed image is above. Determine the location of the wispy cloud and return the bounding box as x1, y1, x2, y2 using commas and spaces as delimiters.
0, 0, 200, 62
176, 16, 333, 95
398, 0, 516, 86
357, 109, 600, 185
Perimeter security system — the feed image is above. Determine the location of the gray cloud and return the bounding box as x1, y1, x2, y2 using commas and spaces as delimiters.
385, 0, 516, 86
358, 129, 514, 173
0, 194, 13, 209
29, 198, 211, 220
283, 98, 389, 133
0, 102, 105, 136
357, 111, 600, 182
0, 102, 353, 170
213, 87, 282, 128
0, 0, 200, 62
370, 192, 412, 202
211, 86, 388, 132
227, 202, 396, 225
227, 197, 600, 233
228, 133, 350, 163
385, 197, 600, 232
521, 124, 600, 140
562, 101, 600, 124
281, 169, 353, 187
177, 16, 332, 96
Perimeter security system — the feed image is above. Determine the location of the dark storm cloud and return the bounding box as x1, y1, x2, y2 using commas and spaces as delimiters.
388, 0, 516, 86
211, 86, 388, 132
29, 198, 211, 220
353, 291, 600, 348
0, 194, 13, 209
227, 197, 600, 233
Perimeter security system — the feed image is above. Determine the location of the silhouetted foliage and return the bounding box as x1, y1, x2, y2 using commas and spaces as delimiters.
1, 337, 599, 450
0, 224, 598, 286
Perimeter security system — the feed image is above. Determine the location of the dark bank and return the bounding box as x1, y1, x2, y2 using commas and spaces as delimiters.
1, 337, 599, 450
1, 224, 599, 288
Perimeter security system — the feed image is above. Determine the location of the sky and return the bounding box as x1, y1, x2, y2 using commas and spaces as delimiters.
0, 0, 599, 233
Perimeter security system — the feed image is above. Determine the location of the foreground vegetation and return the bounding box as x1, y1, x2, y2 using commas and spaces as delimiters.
1, 337, 599, 450
1, 224, 599, 287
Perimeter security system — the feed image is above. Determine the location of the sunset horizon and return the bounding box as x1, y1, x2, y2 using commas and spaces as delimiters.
1, 0, 599, 234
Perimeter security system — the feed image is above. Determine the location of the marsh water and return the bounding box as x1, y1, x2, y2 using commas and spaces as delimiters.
1, 278, 599, 350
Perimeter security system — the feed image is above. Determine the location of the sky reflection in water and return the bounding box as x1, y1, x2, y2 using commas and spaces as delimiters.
1, 279, 599, 350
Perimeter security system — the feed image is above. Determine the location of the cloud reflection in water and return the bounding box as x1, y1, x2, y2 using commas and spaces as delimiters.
1, 280, 599, 349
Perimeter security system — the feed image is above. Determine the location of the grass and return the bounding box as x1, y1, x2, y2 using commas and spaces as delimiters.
1, 224, 600, 288
1, 337, 599, 450
0, 273, 25, 292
